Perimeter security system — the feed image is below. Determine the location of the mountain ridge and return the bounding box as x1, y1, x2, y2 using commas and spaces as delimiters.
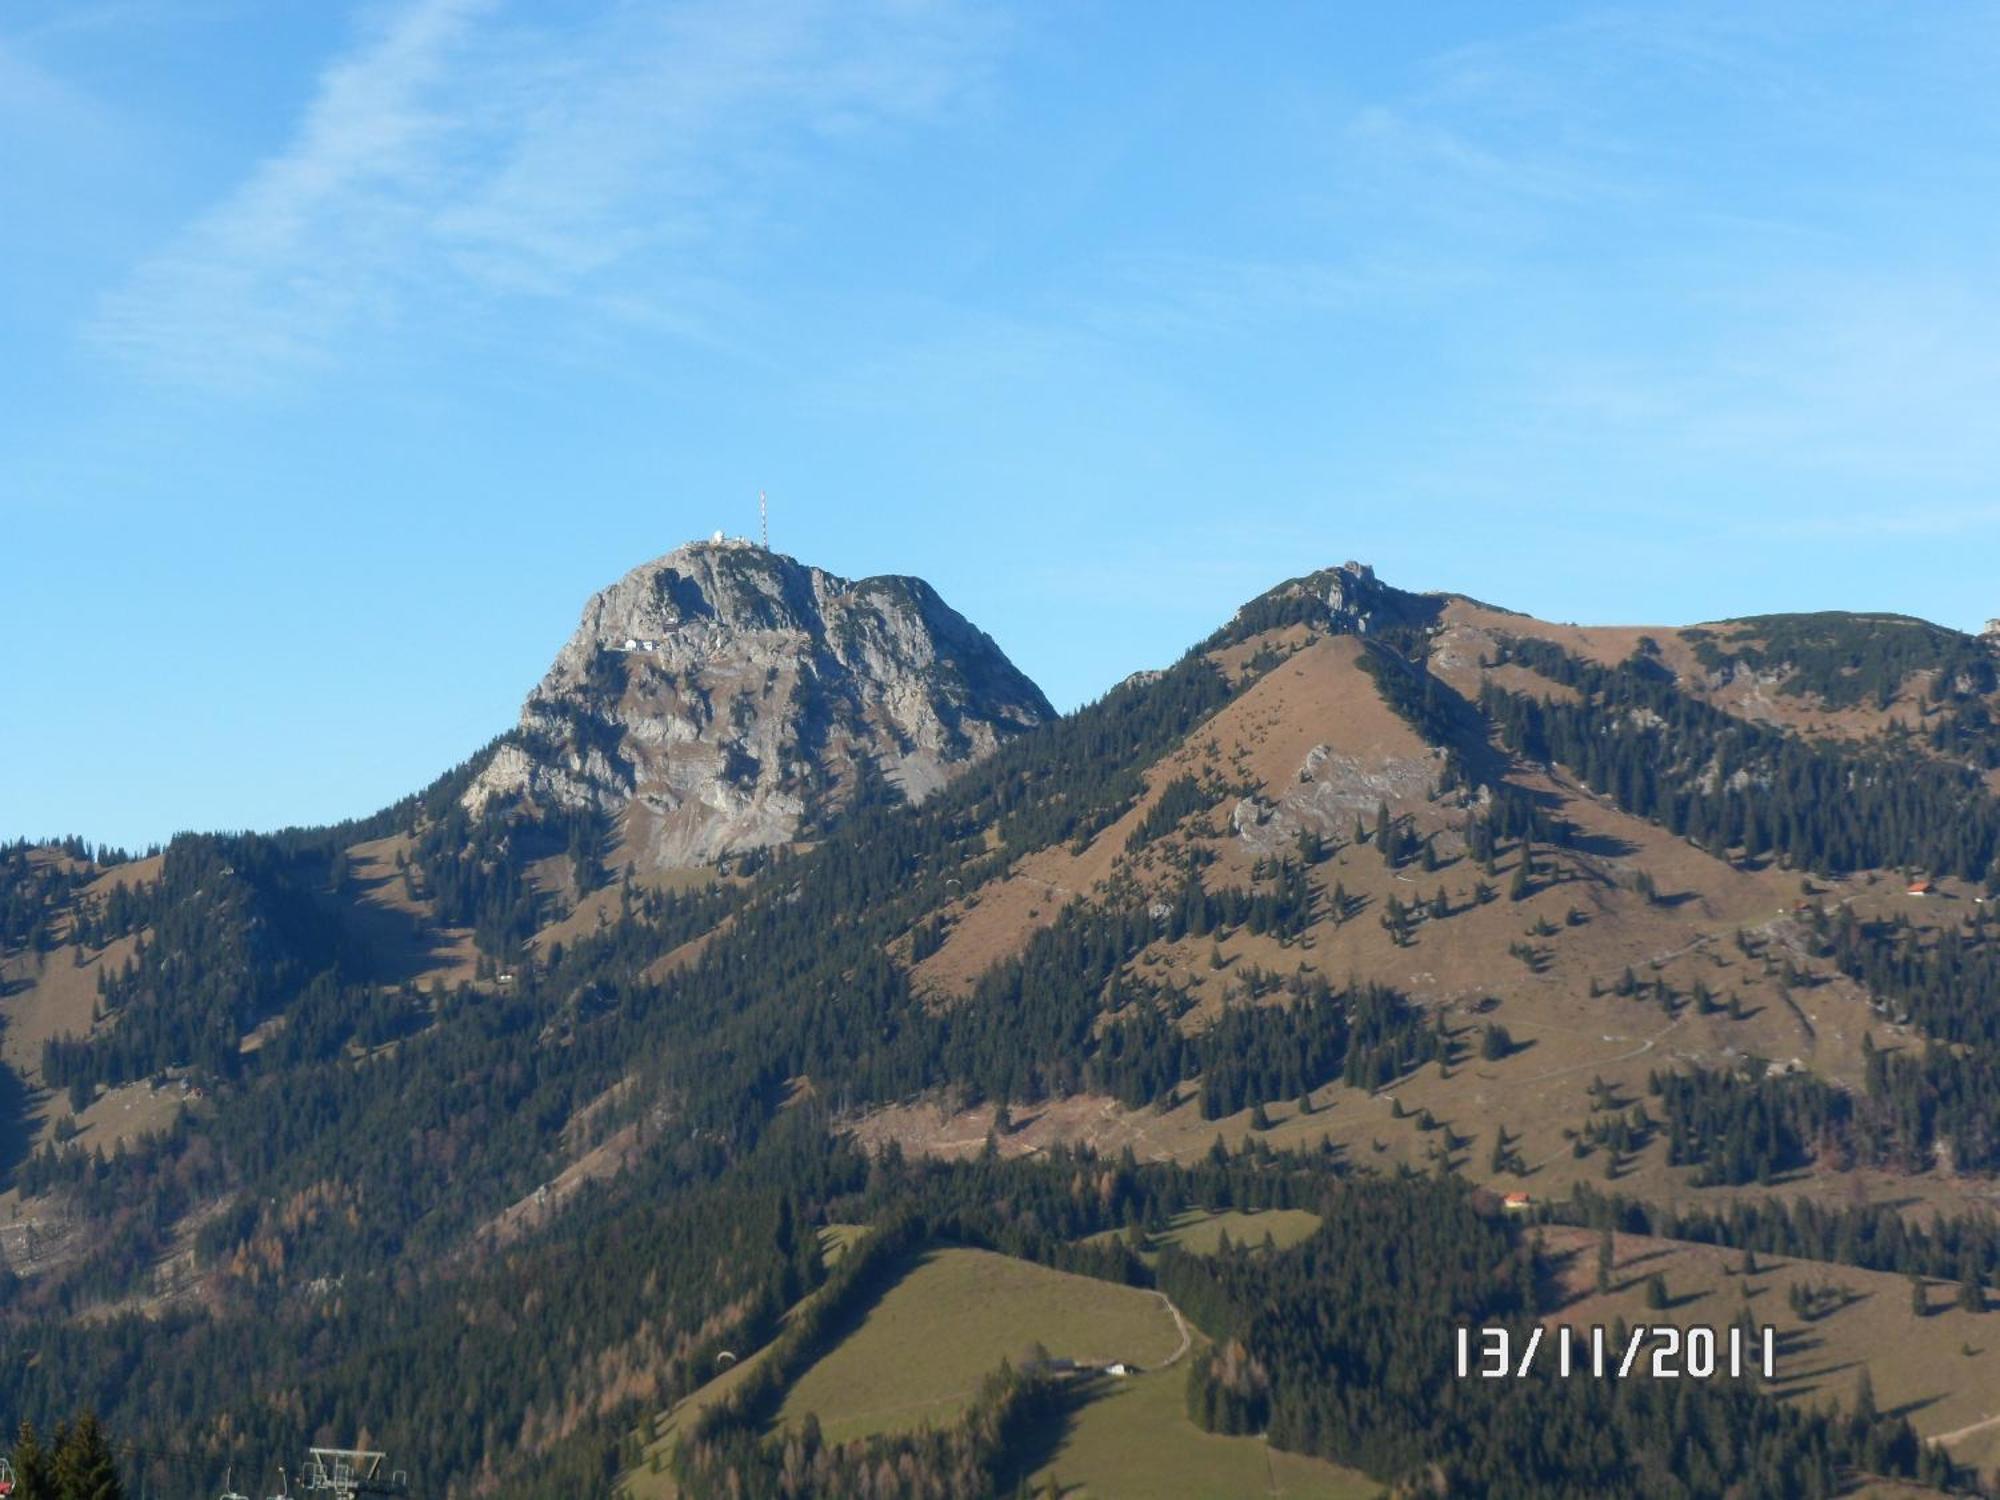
6, 552, 2000, 1496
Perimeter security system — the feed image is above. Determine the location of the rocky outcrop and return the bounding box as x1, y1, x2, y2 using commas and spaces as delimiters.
465, 539, 1053, 868
1213, 560, 1445, 647
1230, 741, 1465, 859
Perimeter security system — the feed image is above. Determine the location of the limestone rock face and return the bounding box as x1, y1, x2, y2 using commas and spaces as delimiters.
465, 539, 1054, 868
1229, 740, 1463, 861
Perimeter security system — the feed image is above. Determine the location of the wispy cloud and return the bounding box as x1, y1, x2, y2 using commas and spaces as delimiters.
0, 33, 117, 148
90, 0, 1001, 389
1517, 269, 2000, 489
1071, 5, 2000, 510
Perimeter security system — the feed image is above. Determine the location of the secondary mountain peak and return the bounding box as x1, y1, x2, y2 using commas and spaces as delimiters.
1211, 559, 1450, 649
463, 537, 1053, 868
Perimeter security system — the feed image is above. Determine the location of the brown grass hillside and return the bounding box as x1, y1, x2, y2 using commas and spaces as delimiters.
858, 612, 2000, 1242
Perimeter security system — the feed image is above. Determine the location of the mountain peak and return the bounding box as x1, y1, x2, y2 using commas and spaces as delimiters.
1211, 559, 1446, 649
463, 541, 1051, 867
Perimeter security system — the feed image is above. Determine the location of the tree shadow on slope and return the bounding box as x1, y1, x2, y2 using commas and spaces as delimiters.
0, 1059, 36, 1190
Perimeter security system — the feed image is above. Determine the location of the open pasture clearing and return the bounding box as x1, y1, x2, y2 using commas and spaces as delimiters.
1029, 1348, 1377, 1500
777, 1246, 1183, 1443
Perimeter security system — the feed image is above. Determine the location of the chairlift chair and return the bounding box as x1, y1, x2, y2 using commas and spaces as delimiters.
0, 1455, 16, 1496
300, 1448, 399, 1498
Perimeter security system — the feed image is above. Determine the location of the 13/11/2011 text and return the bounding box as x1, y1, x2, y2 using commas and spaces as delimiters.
1456, 1324, 1776, 1380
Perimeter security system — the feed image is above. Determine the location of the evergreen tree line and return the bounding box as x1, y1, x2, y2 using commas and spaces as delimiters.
408, 803, 553, 959
1684, 613, 1997, 721
971, 648, 1238, 861
1483, 638, 2000, 884
1124, 773, 1216, 852
1832, 904, 2000, 1050
6, 1412, 125, 1500
0, 846, 102, 956
0, 1111, 855, 1498
40, 834, 350, 1097
1557, 1183, 2000, 1288
1164, 1178, 1972, 1499
1652, 1068, 1834, 1186
1651, 1053, 2000, 1183
852, 882, 1435, 1114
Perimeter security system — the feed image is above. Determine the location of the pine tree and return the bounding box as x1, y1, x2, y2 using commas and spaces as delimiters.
1959, 1264, 1985, 1314
12, 1420, 55, 1500
53, 1413, 121, 1500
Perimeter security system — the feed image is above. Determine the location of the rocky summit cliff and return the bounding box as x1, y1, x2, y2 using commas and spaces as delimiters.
463, 538, 1053, 867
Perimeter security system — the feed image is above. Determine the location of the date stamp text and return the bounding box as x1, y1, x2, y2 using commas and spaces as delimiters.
1455, 1324, 1775, 1380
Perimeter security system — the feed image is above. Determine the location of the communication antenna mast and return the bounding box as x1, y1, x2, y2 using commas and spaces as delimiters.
759, 489, 769, 550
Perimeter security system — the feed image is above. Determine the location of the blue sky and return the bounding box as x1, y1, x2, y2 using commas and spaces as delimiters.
7, 2, 2000, 849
